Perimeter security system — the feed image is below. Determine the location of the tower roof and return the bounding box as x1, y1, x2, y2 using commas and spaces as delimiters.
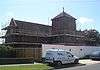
52, 11, 76, 20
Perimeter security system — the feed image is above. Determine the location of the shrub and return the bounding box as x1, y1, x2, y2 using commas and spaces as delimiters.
0, 45, 15, 58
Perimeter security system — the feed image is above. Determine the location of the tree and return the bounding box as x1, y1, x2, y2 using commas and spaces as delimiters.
0, 45, 15, 58
84, 29, 100, 46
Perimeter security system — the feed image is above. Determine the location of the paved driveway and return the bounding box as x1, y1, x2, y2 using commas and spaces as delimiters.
79, 59, 100, 65
54, 59, 100, 70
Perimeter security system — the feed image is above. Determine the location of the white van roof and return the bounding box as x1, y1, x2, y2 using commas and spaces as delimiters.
47, 48, 65, 52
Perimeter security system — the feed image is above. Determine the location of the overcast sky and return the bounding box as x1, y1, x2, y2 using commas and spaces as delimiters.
0, 0, 100, 32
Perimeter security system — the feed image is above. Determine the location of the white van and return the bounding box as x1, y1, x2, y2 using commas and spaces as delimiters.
44, 49, 79, 65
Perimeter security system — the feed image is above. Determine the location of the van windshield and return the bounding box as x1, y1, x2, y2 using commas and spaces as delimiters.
46, 52, 53, 56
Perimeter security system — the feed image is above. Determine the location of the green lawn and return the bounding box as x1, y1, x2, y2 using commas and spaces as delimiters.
0, 64, 52, 70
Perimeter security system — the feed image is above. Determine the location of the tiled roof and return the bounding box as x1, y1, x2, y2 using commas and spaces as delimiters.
5, 18, 52, 37
52, 11, 76, 19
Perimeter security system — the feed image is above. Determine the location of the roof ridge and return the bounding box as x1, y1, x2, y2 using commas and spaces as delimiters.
14, 19, 51, 27
52, 11, 76, 20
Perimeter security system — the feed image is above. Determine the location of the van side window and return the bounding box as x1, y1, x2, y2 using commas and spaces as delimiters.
68, 55, 72, 57
58, 53, 63, 55
66, 52, 73, 57
69, 49, 71, 51
66, 52, 71, 54
80, 49, 82, 51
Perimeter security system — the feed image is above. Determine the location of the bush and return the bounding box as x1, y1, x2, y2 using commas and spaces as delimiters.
0, 45, 15, 58
0, 58, 34, 64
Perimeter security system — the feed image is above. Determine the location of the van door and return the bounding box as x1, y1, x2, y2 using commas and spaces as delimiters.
57, 52, 67, 64
61, 52, 69, 64
67, 54, 73, 63
66, 52, 74, 63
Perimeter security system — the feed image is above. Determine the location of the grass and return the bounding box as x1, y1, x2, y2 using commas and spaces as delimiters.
0, 64, 52, 70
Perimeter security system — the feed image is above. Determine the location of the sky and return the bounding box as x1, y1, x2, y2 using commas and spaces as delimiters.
0, 0, 100, 34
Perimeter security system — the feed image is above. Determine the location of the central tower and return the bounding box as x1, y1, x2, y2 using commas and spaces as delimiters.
51, 10, 76, 35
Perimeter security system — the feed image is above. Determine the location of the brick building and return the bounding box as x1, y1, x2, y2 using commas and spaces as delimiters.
1, 11, 87, 61
2, 11, 86, 46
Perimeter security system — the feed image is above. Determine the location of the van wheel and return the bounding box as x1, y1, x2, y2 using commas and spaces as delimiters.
48, 63, 52, 66
54, 61, 62, 66
74, 59, 79, 64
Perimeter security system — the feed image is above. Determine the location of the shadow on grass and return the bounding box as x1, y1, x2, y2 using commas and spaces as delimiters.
48, 63, 86, 69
